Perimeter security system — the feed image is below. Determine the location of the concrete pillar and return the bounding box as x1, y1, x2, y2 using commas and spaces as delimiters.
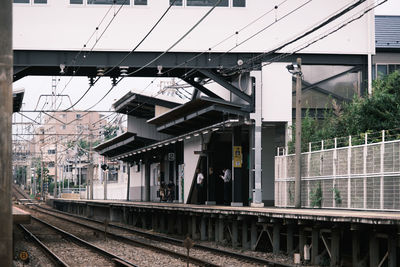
311, 227, 319, 265
369, 232, 379, 267
200, 216, 207, 241
176, 214, 183, 235
351, 229, 360, 267
242, 220, 249, 249
187, 215, 192, 237
232, 220, 238, 248
286, 223, 294, 255
251, 219, 257, 250
331, 228, 341, 267
140, 213, 147, 229
192, 216, 197, 239
214, 217, 219, 242
218, 217, 224, 243
299, 227, 305, 260
145, 160, 150, 201
273, 223, 281, 254
152, 213, 157, 231
160, 213, 166, 233
168, 213, 174, 234
388, 234, 397, 267
208, 218, 214, 241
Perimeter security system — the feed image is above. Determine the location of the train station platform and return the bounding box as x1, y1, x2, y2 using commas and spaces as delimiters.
13, 206, 31, 224
50, 198, 400, 225
50, 198, 399, 266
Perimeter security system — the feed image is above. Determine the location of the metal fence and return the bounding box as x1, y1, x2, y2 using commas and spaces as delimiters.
275, 131, 400, 210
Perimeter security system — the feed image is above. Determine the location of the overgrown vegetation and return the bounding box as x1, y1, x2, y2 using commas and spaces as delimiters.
310, 182, 322, 208
289, 71, 400, 152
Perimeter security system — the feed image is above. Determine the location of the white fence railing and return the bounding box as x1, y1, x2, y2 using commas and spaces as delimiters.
275, 132, 400, 210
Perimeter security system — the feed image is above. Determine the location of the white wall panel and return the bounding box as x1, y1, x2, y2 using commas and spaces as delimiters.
261, 62, 292, 122
13, 0, 374, 55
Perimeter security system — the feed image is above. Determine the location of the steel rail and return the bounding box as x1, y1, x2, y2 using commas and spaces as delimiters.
31, 216, 138, 267
18, 224, 70, 267
35, 205, 295, 267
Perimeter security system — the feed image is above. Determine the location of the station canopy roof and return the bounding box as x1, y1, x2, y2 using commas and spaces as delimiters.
112, 91, 181, 119
147, 97, 249, 135
94, 131, 155, 158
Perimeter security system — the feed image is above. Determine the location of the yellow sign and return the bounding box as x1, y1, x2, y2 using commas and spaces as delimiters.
19, 251, 29, 261
233, 146, 242, 168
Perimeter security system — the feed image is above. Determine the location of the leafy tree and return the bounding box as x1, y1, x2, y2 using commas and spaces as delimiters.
103, 125, 119, 141
290, 71, 400, 151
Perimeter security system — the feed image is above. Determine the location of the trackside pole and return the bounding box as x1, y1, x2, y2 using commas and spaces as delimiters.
0, 0, 13, 266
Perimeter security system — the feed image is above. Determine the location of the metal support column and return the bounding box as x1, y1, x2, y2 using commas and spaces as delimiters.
294, 58, 302, 208
168, 213, 174, 234
214, 217, 219, 242
126, 162, 130, 201
351, 228, 360, 267
299, 227, 305, 260
0, 0, 12, 264
232, 126, 243, 206
250, 71, 263, 207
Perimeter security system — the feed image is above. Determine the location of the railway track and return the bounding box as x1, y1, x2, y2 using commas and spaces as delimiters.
32, 205, 295, 267
20, 215, 137, 267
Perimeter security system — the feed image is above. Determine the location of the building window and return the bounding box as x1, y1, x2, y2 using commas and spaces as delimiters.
61, 125, 66, 130
33, 0, 47, 3
233, 0, 245, 7
187, 0, 228, 6
134, 0, 146, 5
88, 0, 130, 5
48, 162, 55, 168
170, 0, 182, 5
70, 0, 83, 3
13, 0, 30, 3
76, 114, 82, 119
48, 149, 56, 155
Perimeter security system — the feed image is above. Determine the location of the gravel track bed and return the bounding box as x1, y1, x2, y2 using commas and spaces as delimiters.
13, 226, 56, 267
22, 218, 114, 266
30, 206, 263, 266
28, 207, 192, 267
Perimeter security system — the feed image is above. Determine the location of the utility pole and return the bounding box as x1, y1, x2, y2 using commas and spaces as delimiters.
294, 58, 302, 208
41, 150, 44, 201
54, 141, 58, 198
0, 0, 13, 265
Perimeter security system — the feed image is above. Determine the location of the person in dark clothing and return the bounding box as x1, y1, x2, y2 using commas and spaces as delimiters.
196, 168, 204, 204
220, 168, 231, 205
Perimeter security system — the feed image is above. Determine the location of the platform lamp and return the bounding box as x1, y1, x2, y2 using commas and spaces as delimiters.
286, 58, 302, 208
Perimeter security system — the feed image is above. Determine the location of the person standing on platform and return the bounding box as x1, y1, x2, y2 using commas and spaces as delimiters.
220, 168, 231, 205
196, 168, 204, 204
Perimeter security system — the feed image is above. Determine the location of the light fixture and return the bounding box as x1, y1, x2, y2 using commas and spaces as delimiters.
157, 65, 163, 75
202, 130, 209, 135
178, 138, 183, 142
171, 140, 176, 144
97, 68, 105, 76
185, 136, 191, 139
59, 64, 66, 74
212, 127, 219, 132
120, 66, 129, 76
129, 153, 133, 156
286, 63, 302, 75
194, 133, 199, 137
